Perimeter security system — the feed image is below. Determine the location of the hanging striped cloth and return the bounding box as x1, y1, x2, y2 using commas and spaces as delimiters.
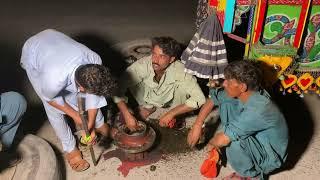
195, 0, 209, 30
181, 13, 228, 79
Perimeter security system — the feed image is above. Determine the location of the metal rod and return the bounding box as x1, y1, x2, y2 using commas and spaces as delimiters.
77, 95, 97, 166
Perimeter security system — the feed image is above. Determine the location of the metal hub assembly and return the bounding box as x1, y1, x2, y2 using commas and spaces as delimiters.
112, 121, 156, 155
133, 45, 151, 54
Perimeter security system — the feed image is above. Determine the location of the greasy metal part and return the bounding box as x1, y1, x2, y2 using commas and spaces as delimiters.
113, 121, 156, 154
125, 151, 148, 161
133, 45, 151, 54
77, 95, 97, 166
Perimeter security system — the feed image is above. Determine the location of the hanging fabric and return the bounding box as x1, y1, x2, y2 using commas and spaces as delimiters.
181, 13, 228, 79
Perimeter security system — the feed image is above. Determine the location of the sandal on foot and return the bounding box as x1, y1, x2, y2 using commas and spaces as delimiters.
65, 149, 90, 172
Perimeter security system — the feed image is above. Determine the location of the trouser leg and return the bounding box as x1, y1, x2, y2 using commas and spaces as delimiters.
44, 101, 105, 153
0, 92, 27, 148
226, 140, 260, 177
43, 102, 76, 153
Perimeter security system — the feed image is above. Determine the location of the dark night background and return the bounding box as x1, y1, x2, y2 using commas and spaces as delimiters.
1, 1, 313, 175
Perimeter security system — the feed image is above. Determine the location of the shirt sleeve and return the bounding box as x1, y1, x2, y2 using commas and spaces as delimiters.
181, 75, 206, 109
209, 88, 228, 106
85, 93, 107, 110
223, 108, 270, 141
112, 57, 149, 103
51, 96, 65, 106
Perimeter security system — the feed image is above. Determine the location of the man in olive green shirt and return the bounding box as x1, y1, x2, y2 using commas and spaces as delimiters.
113, 37, 206, 128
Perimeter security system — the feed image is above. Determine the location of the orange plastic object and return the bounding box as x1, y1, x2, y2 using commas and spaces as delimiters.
200, 148, 219, 178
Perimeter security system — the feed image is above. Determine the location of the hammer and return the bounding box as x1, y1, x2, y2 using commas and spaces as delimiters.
77, 94, 97, 166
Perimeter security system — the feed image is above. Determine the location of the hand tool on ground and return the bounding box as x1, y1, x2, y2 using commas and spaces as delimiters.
77, 94, 97, 166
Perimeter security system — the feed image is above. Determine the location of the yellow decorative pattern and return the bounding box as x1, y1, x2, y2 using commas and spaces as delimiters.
281, 74, 297, 89
257, 56, 293, 76
316, 76, 320, 87
217, 0, 226, 12
257, 56, 293, 86
297, 73, 314, 91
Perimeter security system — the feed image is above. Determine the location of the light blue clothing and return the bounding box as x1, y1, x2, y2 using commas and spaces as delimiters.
210, 88, 288, 178
0, 92, 27, 148
20, 29, 107, 152
20, 29, 107, 109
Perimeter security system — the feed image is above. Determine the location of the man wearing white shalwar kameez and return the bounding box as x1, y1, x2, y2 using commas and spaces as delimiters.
20, 29, 119, 171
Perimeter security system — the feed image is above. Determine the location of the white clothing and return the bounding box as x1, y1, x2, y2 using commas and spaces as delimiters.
21, 29, 107, 152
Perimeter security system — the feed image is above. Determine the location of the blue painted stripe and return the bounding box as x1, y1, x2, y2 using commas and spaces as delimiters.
223, 0, 236, 33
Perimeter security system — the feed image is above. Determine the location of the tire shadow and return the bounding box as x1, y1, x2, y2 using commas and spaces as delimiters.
73, 32, 128, 77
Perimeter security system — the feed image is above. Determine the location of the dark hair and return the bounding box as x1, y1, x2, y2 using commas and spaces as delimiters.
224, 60, 262, 91
151, 37, 181, 59
75, 64, 118, 97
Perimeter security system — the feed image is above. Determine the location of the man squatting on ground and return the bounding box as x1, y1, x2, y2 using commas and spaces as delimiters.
113, 37, 206, 128
0, 92, 27, 168
20, 29, 122, 172
188, 60, 289, 179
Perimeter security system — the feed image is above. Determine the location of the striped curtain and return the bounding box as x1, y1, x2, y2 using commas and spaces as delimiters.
181, 13, 228, 79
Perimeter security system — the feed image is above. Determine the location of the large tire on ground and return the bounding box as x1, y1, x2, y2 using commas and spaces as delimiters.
112, 39, 152, 65
13, 134, 61, 180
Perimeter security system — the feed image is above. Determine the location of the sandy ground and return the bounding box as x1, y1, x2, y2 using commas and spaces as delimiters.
1, 38, 320, 180
34, 98, 320, 180
35, 108, 221, 180
1, 1, 319, 178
